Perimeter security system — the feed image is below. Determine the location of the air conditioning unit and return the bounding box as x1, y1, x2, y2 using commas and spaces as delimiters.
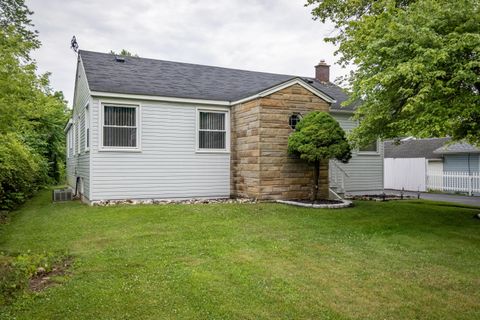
52, 188, 73, 202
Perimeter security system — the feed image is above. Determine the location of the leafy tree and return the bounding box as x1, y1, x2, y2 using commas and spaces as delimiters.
109, 49, 139, 57
0, 0, 40, 59
288, 112, 351, 201
306, 0, 480, 146
0, 0, 69, 209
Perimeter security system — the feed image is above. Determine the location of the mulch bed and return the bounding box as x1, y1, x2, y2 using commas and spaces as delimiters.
29, 257, 73, 292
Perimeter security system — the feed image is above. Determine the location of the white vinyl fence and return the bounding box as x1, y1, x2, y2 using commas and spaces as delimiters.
384, 158, 426, 191
427, 171, 480, 195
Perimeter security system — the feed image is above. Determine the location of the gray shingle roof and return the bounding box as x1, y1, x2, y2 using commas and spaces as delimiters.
79, 50, 352, 110
433, 142, 480, 154
384, 138, 451, 159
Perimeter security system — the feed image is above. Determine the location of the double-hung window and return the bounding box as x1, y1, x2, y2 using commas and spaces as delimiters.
67, 128, 72, 158
84, 105, 90, 151
102, 104, 139, 150
197, 109, 229, 152
75, 118, 80, 155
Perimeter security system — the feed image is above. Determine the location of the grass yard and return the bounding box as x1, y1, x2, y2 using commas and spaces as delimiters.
1, 190, 480, 319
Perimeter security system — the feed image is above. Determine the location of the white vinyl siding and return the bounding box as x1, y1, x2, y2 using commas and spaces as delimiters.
90, 100, 230, 201
66, 57, 91, 201
330, 112, 384, 191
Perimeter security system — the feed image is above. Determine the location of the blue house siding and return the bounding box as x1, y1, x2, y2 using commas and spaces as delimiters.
443, 154, 480, 174
442, 154, 480, 194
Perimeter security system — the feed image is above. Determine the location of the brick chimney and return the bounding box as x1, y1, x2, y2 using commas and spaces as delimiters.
315, 60, 330, 83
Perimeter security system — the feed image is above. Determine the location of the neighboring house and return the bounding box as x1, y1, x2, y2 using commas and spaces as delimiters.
431, 142, 480, 195
65, 50, 383, 204
384, 138, 450, 191
384, 138, 480, 194
433, 142, 480, 174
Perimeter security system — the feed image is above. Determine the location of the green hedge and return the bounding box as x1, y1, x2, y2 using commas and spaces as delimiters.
0, 134, 47, 210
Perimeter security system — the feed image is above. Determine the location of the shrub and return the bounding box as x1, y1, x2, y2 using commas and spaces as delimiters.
288, 112, 351, 201
0, 134, 47, 210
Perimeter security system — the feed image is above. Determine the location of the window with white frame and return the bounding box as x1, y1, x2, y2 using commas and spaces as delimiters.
358, 140, 378, 153
72, 119, 77, 156
84, 105, 90, 151
75, 116, 80, 154
197, 110, 228, 151
66, 128, 71, 158
102, 104, 139, 148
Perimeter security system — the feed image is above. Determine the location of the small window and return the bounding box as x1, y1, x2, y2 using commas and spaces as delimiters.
76, 118, 80, 155
359, 140, 378, 153
289, 114, 301, 130
71, 124, 75, 156
197, 110, 228, 151
66, 129, 71, 158
102, 105, 138, 149
84, 105, 90, 151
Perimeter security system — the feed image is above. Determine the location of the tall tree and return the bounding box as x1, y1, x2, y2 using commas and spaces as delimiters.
306, 0, 480, 146
0, 0, 69, 209
288, 112, 351, 201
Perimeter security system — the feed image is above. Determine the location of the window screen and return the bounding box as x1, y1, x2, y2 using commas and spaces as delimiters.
103, 106, 137, 147
198, 111, 226, 149
85, 106, 90, 150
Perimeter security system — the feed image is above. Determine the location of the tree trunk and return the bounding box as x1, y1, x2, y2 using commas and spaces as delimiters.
312, 160, 320, 203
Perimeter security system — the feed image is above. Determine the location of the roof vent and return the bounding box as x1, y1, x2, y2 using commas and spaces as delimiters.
115, 56, 125, 63
305, 78, 314, 84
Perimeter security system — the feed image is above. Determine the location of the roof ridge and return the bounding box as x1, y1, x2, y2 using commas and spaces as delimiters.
79, 49, 300, 79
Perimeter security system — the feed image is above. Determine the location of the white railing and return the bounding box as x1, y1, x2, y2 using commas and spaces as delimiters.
329, 160, 349, 194
427, 171, 480, 195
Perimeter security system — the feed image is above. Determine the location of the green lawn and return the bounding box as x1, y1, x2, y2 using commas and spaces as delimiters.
1, 190, 479, 319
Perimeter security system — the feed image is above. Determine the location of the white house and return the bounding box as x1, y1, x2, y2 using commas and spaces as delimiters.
65, 50, 384, 204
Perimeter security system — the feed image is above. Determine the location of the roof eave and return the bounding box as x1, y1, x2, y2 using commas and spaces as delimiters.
230, 77, 336, 106
90, 77, 338, 107
90, 91, 231, 106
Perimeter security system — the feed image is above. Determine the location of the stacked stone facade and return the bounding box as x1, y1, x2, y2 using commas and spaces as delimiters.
231, 84, 330, 200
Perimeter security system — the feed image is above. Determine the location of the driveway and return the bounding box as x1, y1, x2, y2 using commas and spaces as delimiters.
386, 190, 480, 207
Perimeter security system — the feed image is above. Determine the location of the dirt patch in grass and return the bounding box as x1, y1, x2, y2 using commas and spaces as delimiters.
29, 257, 73, 292
0, 210, 9, 224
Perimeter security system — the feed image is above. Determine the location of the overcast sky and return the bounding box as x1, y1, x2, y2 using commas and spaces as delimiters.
27, 0, 350, 106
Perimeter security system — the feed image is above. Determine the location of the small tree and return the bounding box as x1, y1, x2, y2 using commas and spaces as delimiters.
109, 49, 139, 57
288, 112, 352, 201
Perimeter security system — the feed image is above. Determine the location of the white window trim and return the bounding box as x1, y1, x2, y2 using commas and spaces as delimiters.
66, 128, 71, 158
195, 107, 230, 153
99, 101, 142, 152
76, 116, 81, 155
357, 139, 380, 155
73, 117, 77, 155
84, 103, 90, 152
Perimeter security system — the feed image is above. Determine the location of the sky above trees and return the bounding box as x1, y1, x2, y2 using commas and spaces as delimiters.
26, 0, 351, 106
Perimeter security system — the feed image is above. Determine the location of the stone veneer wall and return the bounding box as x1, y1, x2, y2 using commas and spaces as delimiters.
230, 99, 261, 198
231, 84, 330, 200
